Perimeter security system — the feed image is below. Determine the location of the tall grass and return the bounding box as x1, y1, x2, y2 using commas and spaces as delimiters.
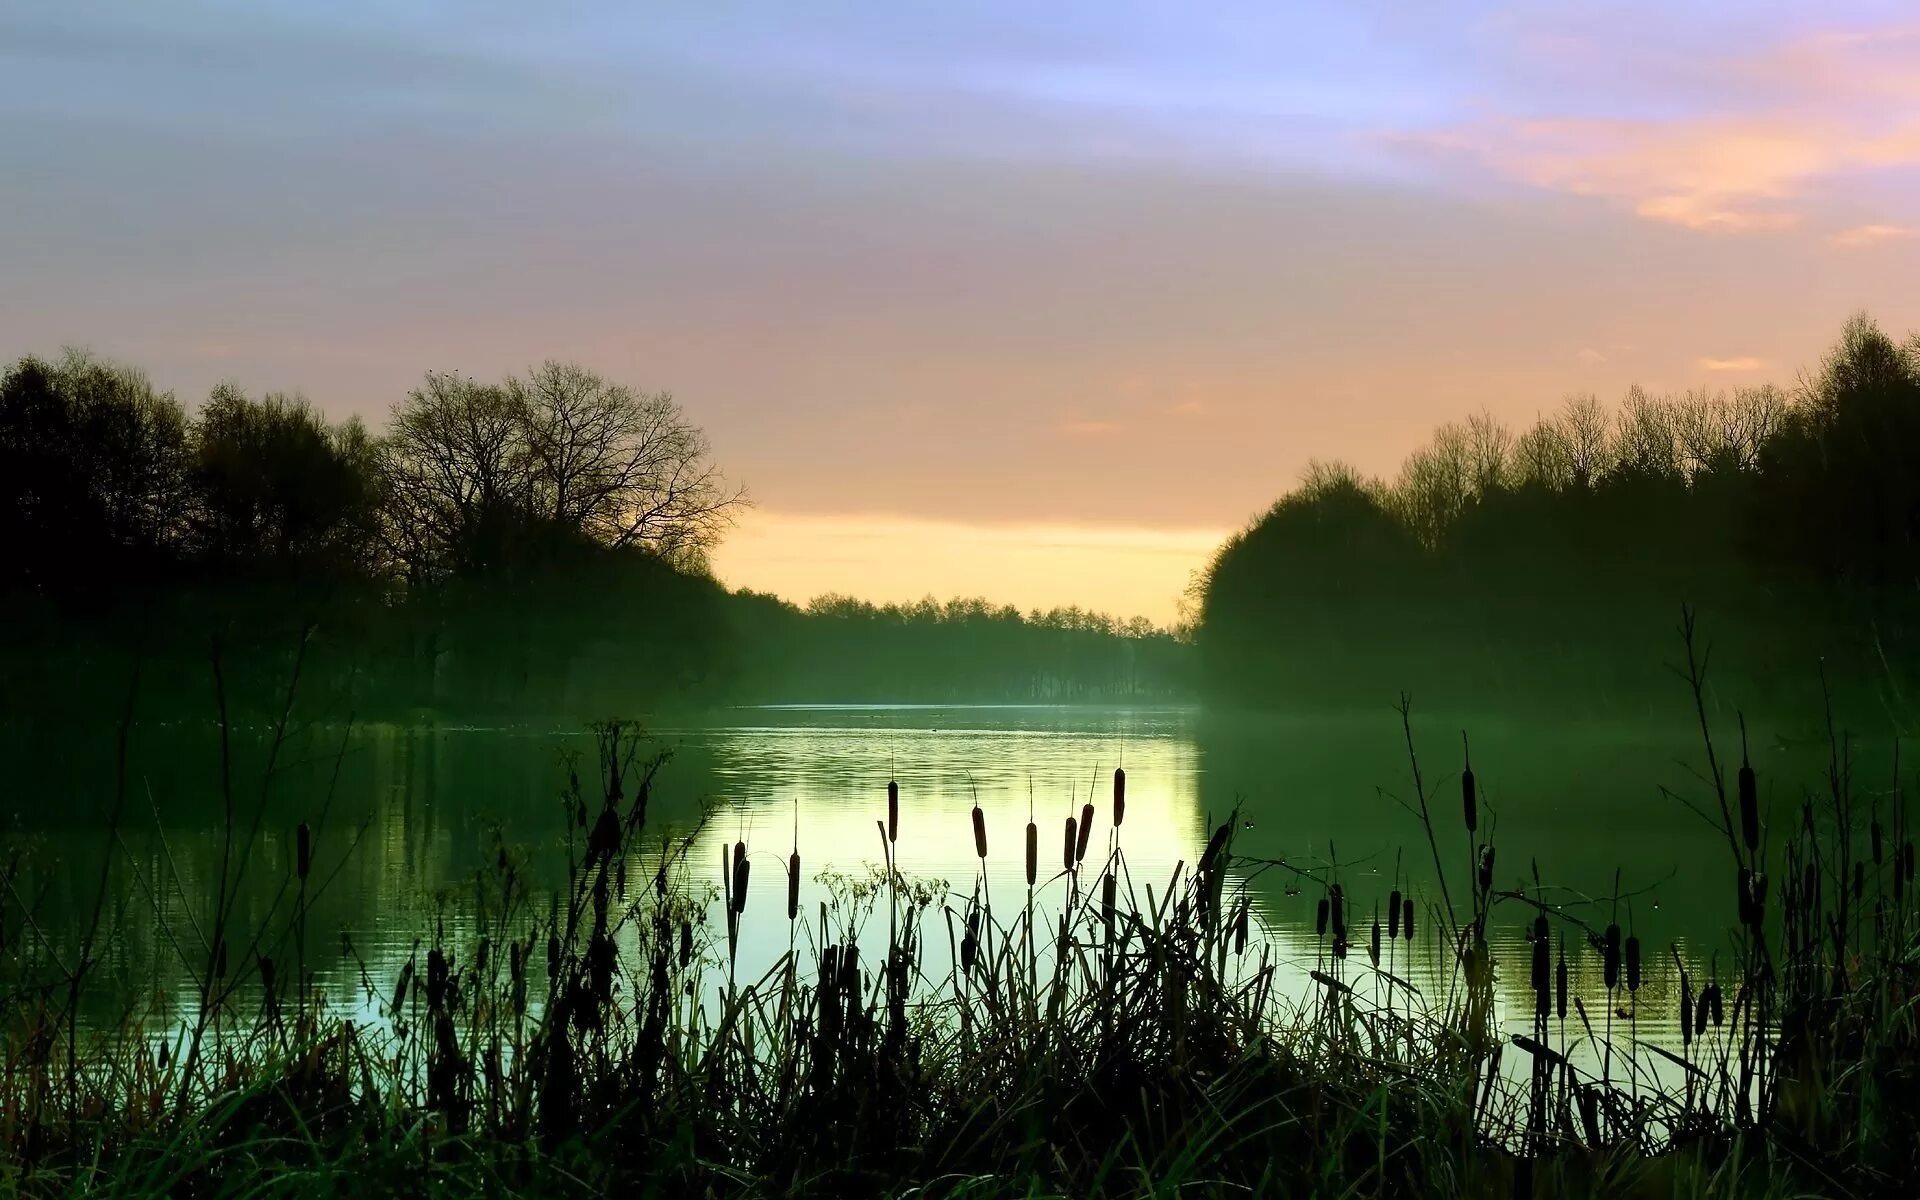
1, 614, 1917, 1197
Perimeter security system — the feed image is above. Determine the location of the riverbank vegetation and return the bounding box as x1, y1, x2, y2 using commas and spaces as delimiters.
1199, 313, 1920, 718
0, 352, 1182, 718
1, 635, 1915, 1197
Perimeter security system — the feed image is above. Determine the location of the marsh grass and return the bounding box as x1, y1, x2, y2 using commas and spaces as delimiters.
2, 612, 1917, 1197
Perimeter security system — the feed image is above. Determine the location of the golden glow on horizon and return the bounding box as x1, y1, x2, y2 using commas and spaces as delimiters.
711, 511, 1226, 626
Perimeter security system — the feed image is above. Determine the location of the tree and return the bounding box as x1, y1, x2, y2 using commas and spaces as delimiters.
0, 350, 188, 587
380, 364, 743, 583
189, 385, 381, 578
515, 361, 743, 567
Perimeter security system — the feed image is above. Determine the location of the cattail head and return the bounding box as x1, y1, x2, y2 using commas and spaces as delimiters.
1708, 982, 1723, 1027
1738, 759, 1759, 854
1871, 819, 1883, 865
679, 920, 693, 967
1477, 844, 1496, 894
1462, 737, 1478, 834
1370, 914, 1382, 968
1063, 816, 1078, 871
1602, 923, 1621, 990
972, 805, 987, 860
1025, 820, 1038, 887
1693, 984, 1710, 1037
1554, 943, 1568, 1019
888, 780, 899, 844
787, 851, 801, 921
1113, 767, 1126, 828
296, 821, 312, 882
1388, 889, 1403, 939
1315, 896, 1330, 938
1402, 900, 1415, 943
1233, 899, 1250, 956
732, 853, 751, 915
1679, 969, 1694, 1049
1076, 803, 1095, 863
1624, 935, 1641, 992
1101, 871, 1117, 937
1531, 936, 1549, 1015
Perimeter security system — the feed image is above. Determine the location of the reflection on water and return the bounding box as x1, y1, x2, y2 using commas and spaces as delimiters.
2, 703, 1830, 1078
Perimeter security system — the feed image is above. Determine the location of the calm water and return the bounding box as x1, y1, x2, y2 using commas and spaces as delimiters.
2, 702, 1854, 1067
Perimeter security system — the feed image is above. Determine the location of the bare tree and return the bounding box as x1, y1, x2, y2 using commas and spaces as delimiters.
1558, 393, 1610, 489
379, 372, 532, 581
514, 361, 744, 565
379, 363, 744, 581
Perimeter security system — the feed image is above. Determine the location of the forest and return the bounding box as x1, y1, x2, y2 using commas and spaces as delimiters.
1197, 313, 1920, 719
0, 353, 1183, 717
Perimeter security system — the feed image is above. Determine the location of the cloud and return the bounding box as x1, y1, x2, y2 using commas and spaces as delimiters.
1830, 223, 1918, 247
1168, 398, 1210, 416
1404, 24, 1920, 234
1575, 347, 1607, 365
1698, 356, 1765, 372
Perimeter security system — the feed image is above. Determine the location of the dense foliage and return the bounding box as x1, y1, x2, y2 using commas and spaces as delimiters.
1199, 314, 1920, 716
0, 351, 1181, 716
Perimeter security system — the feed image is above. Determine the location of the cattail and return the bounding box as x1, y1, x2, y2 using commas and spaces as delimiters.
1871, 818, 1883, 865
961, 912, 979, 973
1477, 844, 1496, 894
296, 821, 312, 882
1602, 924, 1621, 990
1234, 899, 1250, 956
1555, 943, 1568, 1019
1531, 936, 1549, 1015
1693, 985, 1710, 1038
1102, 871, 1117, 939
1738, 757, 1759, 853
1679, 969, 1693, 1048
1315, 896, 1330, 938
1708, 982, 1724, 1027
1329, 884, 1346, 943
732, 847, 751, 915
1388, 889, 1403, 939
1113, 767, 1127, 828
679, 920, 693, 967
1025, 820, 1038, 887
787, 851, 801, 921
1624, 935, 1641, 992
1076, 803, 1095, 862
1749, 872, 1768, 926
972, 805, 987, 859
1462, 737, 1477, 834
1200, 819, 1232, 877
1402, 900, 1415, 943
888, 780, 899, 843
1370, 914, 1382, 968
1063, 817, 1078, 871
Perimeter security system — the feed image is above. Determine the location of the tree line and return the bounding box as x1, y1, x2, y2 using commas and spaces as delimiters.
1198, 314, 1920, 717
0, 350, 1180, 716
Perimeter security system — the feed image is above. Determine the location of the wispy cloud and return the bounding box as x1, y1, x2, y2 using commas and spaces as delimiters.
1698, 356, 1765, 372
1575, 347, 1608, 365
1405, 24, 1920, 234
1830, 223, 1918, 247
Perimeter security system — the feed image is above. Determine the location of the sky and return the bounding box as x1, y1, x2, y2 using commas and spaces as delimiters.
5, 2, 1919, 623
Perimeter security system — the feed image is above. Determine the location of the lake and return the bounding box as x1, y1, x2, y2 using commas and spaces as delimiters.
2, 701, 1852, 1066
